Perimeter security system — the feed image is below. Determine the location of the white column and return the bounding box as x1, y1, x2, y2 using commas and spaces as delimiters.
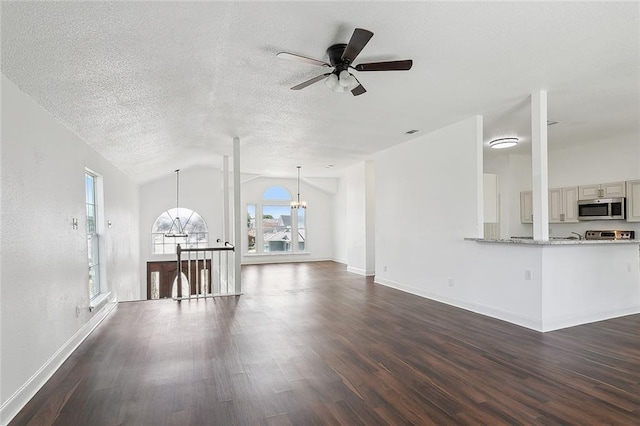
222, 156, 230, 243
531, 91, 549, 241
364, 161, 375, 275
233, 137, 242, 294
475, 115, 484, 238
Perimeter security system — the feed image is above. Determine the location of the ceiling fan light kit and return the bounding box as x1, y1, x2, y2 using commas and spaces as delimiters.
489, 137, 519, 149
278, 27, 413, 96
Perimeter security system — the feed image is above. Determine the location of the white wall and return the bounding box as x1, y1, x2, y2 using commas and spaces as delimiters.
139, 166, 223, 298
541, 244, 640, 331
374, 116, 483, 302
1, 75, 140, 419
333, 162, 375, 275
485, 154, 532, 238
333, 175, 347, 264
240, 176, 335, 264
549, 135, 640, 186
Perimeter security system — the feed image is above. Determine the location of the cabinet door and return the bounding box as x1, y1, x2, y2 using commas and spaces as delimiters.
562, 186, 579, 222
602, 181, 625, 198
520, 191, 533, 224
626, 180, 640, 222
548, 188, 562, 223
578, 184, 601, 200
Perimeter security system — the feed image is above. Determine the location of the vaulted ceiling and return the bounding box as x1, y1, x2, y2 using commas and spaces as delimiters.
2, 1, 638, 182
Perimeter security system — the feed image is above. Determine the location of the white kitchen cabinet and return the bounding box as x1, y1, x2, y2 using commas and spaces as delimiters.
520, 191, 533, 224
626, 179, 640, 222
549, 186, 579, 223
578, 181, 625, 200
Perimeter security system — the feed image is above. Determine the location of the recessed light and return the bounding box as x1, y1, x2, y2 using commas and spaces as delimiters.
326, 165, 334, 169
489, 137, 519, 149
405, 129, 419, 134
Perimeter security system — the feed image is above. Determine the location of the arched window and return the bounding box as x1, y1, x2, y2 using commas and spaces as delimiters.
152, 207, 208, 254
262, 185, 291, 200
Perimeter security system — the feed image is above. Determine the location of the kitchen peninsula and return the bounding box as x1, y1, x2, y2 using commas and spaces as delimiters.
466, 237, 640, 332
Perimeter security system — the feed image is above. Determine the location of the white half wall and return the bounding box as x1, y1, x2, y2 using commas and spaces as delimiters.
1, 75, 140, 422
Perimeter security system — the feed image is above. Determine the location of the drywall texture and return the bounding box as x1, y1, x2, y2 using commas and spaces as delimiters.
1, 76, 140, 409
374, 116, 483, 304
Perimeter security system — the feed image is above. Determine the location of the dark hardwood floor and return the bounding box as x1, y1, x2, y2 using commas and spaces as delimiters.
11, 261, 640, 425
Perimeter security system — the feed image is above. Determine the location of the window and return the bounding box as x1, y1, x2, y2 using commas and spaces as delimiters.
85, 172, 101, 299
152, 208, 208, 254
246, 185, 307, 254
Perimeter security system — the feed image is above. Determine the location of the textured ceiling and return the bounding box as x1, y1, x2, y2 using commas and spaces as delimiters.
2, 1, 639, 182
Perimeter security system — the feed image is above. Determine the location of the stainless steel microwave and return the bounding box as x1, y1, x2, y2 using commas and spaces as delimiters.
577, 197, 625, 220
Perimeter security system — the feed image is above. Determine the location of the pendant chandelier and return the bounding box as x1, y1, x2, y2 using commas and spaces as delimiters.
165, 169, 188, 237
290, 166, 307, 209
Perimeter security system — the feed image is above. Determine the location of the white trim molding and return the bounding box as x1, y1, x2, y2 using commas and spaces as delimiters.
0, 298, 118, 425
347, 266, 375, 277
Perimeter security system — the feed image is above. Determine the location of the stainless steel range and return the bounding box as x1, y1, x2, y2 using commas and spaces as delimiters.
584, 230, 635, 240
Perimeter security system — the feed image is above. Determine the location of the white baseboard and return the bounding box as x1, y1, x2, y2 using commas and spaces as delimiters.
0, 297, 118, 426
346, 266, 375, 276
374, 277, 640, 333
374, 276, 543, 331
541, 305, 640, 332
241, 256, 333, 265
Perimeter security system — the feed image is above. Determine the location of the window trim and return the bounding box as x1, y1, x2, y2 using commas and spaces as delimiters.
85, 169, 107, 301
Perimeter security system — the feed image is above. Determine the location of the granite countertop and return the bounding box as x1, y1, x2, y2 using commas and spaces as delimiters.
465, 237, 640, 245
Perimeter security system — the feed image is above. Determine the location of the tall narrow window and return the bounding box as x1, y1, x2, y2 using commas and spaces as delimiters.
85, 172, 100, 299
263, 205, 292, 253
247, 204, 256, 253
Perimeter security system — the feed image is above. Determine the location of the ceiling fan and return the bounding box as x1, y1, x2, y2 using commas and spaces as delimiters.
277, 28, 413, 96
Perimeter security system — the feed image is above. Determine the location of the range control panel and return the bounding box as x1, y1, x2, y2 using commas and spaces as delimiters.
585, 230, 635, 240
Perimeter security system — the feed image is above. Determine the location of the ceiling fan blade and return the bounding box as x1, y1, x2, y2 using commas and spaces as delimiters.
341, 28, 374, 63
351, 84, 367, 96
291, 73, 330, 90
355, 60, 413, 72
277, 52, 330, 67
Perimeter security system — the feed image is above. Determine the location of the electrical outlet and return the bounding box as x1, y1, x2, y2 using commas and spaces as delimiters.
383, 265, 387, 272
524, 270, 532, 280
628, 263, 633, 272
448, 278, 454, 287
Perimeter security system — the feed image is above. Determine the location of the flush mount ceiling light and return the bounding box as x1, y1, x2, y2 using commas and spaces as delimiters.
290, 166, 307, 209
489, 137, 519, 149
